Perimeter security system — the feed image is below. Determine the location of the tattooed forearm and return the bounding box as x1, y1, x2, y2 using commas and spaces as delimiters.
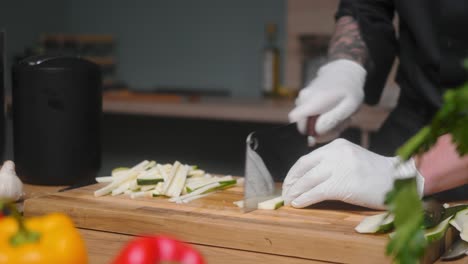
328, 16, 369, 66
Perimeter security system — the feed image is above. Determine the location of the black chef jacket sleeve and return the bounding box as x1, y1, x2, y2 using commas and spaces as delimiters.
336, 0, 397, 105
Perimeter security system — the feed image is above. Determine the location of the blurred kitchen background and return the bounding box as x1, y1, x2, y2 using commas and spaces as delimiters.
1, 0, 399, 177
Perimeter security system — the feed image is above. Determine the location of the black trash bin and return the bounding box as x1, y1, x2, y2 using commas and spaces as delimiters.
12, 55, 102, 185
0, 31, 5, 161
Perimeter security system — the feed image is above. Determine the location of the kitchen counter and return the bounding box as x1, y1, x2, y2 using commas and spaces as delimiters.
23, 182, 467, 264
103, 90, 390, 131
102, 90, 390, 148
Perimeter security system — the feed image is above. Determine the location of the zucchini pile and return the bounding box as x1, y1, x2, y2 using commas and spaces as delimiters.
94, 160, 240, 203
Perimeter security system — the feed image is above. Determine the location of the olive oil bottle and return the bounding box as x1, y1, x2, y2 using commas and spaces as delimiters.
262, 23, 280, 97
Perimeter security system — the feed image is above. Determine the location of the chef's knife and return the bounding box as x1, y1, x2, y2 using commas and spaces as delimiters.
440, 238, 468, 261
243, 123, 309, 212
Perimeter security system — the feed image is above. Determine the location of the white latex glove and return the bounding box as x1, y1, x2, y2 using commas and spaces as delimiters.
289, 59, 366, 145
282, 139, 425, 210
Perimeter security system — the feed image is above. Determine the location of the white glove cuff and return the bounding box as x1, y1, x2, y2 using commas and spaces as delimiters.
394, 158, 425, 197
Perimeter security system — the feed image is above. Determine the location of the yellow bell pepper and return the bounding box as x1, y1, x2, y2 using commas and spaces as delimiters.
0, 203, 87, 264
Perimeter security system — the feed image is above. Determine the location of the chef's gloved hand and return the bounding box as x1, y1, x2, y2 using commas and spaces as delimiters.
289, 59, 366, 146
282, 139, 425, 210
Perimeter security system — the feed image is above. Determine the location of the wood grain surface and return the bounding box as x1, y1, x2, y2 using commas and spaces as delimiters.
23, 183, 465, 263
79, 229, 327, 264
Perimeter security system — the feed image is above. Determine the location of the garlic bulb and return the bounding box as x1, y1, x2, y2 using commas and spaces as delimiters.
0, 160, 24, 201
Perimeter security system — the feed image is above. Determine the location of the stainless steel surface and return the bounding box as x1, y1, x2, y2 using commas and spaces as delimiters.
243, 132, 278, 212
243, 123, 308, 212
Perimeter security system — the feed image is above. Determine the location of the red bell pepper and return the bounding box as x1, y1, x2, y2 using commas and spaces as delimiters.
111, 235, 205, 264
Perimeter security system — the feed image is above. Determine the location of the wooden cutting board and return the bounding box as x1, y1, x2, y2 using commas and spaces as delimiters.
23, 183, 454, 264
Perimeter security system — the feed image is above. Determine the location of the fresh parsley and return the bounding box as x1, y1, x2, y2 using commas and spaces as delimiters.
385, 63, 468, 264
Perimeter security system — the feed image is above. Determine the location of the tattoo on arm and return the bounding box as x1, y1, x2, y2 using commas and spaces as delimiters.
328, 16, 368, 66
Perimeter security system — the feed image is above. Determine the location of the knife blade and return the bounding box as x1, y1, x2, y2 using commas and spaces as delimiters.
243, 123, 309, 212
440, 238, 468, 261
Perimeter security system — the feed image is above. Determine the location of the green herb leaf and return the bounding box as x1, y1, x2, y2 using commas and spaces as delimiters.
388, 81, 468, 264
385, 178, 427, 264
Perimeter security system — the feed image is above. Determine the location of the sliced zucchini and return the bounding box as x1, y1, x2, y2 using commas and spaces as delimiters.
111, 181, 131, 196
165, 164, 189, 197
355, 213, 394, 234
140, 185, 158, 192
185, 176, 233, 193
95, 176, 113, 183
201, 180, 236, 194
185, 174, 213, 185
258, 196, 284, 210
462, 223, 468, 242
450, 208, 468, 242
151, 182, 165, 197
94, 160, 149, 197
425, 216, 453, 243
156, 164, 169, 182
112, 167, 129, 176
163, 164, 172, 175
129, 179, 139, 191
188, 169, 205, 177
169, 182, 220, 203
162, 161, 181, 194
137, 178, 164, 185
450, 209, 466, 232
144, 161, 157, 170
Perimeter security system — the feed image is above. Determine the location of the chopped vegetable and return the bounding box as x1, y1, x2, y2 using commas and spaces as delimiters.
185, 176, 233, 193
95, 160, 237, 204
95, 176, 113, 183
355, 213, 394, 234
165, 164, 190, 197
162, 161, 181, 194
111, 235, 204, 264
94, 160, 150, 197
0, 202, 88, 264
443, 205, 468, 221
169, 182, 221, 203
424, 216, 453, 243
137, 178, 164, 186
450, 208, 468, 242
258, 196, 284, 210
188, 169, 205, 177
233, 196, 284, 210
112, 167, 130, 176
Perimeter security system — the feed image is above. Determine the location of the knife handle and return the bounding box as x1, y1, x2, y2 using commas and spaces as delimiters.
307, 116, 318, 136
